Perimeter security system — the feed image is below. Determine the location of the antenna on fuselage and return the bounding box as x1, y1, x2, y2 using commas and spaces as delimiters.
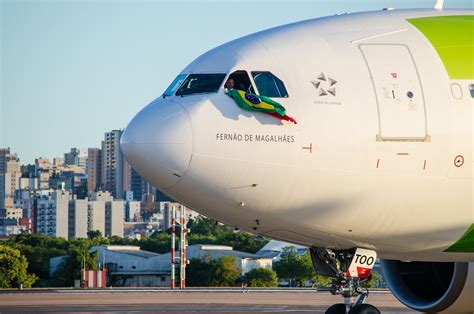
434, 0, 444, 10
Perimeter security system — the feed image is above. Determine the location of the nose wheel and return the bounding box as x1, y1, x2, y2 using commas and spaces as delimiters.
347, 304, 380, 314
309, 247, 380, 314
326, 304, 379, 314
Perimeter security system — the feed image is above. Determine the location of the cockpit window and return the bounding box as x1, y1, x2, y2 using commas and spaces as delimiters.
225, 70, 255, 94
175, 73, 226, 96
163, 74, 187, 98
251, 71, 288, 98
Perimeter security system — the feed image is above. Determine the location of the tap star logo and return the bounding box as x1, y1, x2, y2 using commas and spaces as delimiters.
311, 72, 337, 96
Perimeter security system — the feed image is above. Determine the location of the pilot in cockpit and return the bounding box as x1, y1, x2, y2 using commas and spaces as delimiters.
225, 75, 255, 94
224, 78, 235, 92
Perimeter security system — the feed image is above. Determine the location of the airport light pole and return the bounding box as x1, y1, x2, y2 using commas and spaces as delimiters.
179, 205, 187, 289
171, 205, 176, 289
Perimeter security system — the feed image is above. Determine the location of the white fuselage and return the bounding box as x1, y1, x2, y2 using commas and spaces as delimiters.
121, 9, 473, 263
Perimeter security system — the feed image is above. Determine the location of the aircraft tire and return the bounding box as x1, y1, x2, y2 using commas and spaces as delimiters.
348, 304, 380, 314
325, 303, 347, 314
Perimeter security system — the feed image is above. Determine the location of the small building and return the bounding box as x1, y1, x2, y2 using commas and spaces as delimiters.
180, 244, 273, 275
90, 245, 170, 287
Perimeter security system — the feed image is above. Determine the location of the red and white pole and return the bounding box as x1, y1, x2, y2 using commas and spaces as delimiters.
171, 205, 176, 289
180, 206, 187, 289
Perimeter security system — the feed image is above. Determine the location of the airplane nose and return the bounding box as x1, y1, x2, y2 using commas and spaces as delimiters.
120, 101, 192, 189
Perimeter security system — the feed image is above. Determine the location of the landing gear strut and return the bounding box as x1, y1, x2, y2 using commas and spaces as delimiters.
310, 247, 380, 314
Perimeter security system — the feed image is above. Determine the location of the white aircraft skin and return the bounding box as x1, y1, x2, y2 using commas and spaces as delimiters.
121, 8, 473, 312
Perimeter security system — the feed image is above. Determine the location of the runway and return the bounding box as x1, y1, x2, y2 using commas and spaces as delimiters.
0, 289, 415, 313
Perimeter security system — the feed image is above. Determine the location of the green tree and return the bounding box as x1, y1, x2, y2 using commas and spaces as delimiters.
2, 219, 270, 287
273, 246, 299, 286
7, 234, 68, 285
187, 216, 223, 237
186, 257, 218, 287
53, 238, 99, 286
186, 217, 269, 254
10, 233, 68, 251
0, 245, 37, 288
313, 274, 332, 288
210, 256, 240, 286
87, 230, 103, 240
361, 272, 382, 288
244, 268, 278, 287
137, 232, 171, 254
297, 251, 333, 288
219, 231, 268, 254
273, 247, 317, 287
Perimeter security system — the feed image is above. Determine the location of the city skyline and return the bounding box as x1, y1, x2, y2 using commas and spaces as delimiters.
0, 130, 122, 166
2, 0, 472, 164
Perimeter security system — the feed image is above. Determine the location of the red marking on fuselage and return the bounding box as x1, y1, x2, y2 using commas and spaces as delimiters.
397, 153, 409, 156
423, 160, 427, 170
376, 159, 380, 168
302, 143, 312, 154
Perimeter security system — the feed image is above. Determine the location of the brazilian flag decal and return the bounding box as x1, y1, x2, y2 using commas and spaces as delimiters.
227, 89, 297, 124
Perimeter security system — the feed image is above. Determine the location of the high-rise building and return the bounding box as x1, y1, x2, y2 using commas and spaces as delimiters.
78, 149, 88, 169
89, 191, 107, 235
21, 164, 36, 178
64, 148, 88, 168
87, 148, 102, 194
68, 199, 88, 239
49, 170, 75, 191
36, 191, 70, 238
35, 157, 51, 172
37, 169, 51, 190
35, 190, 123, 239
122, 159, 131, 198
101, 130, 130, 199
131, 168, 157, 202
130, 169, 142, 201
14, 189, 34, 219
53, 157, 64, 167
105, 200, 124, 237
19, 177, 38, 190
5, 153, 21, 200
0, 148, 9, 209
35, 158, 52, 190
0, 149, 22, 209
89, 191, 124, 237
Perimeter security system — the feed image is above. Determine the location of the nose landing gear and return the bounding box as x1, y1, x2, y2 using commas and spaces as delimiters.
310, 247, 380, 314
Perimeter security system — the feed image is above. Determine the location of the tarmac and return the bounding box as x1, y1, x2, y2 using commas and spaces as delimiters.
0, 289, 415, 313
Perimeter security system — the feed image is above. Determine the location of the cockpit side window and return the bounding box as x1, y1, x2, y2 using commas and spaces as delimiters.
225, 70, 255, 94
176, 73, 226, 96
163, 74, 187, 98
251, 71, 289, 98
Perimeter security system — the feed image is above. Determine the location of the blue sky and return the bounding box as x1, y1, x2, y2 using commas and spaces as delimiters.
1, 0, 471, 163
